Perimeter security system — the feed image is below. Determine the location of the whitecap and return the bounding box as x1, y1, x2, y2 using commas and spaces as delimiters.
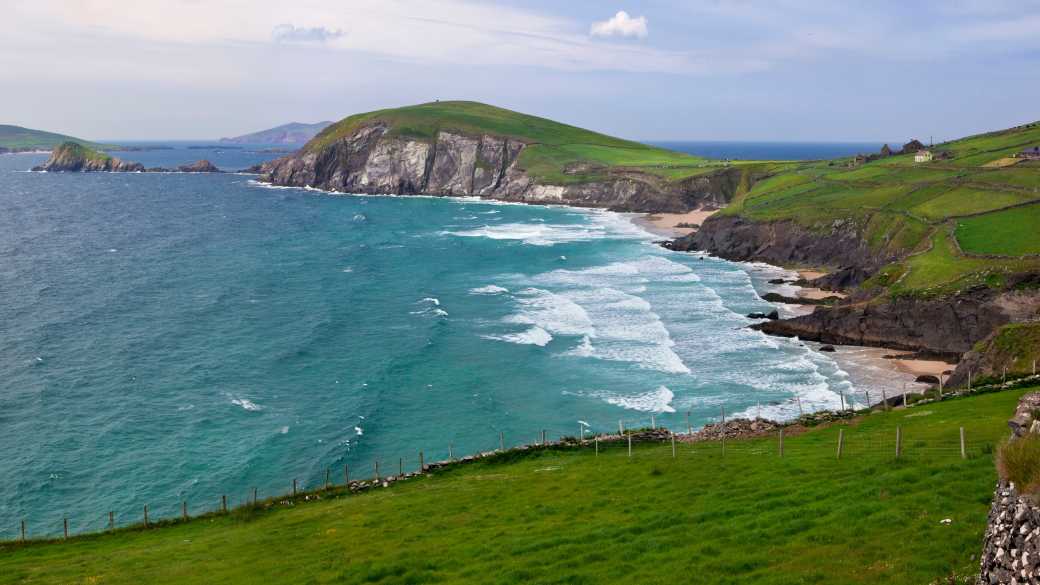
229, 397, 262, 412
354, 426, 364, 436
469, 285, 509, 295
484, 326, 553, 347
279, 426, 289, 434
603, 386, 676, 413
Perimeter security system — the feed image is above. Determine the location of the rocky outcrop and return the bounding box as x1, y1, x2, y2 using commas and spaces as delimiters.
948, 322, 1040, 388
33, 142, 144, 172
258, 124, 755, 213
978, 481, 1040, 584
752, 284, 1040, 359
176, 160, 221, 173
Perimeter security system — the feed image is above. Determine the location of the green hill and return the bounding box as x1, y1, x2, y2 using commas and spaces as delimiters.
719, 121, 1040, 295
307, 101, 738, 184
0, 125, 106, 152
0, 388, 1029, 584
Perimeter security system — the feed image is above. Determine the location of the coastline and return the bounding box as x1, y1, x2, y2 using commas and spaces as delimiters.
634, 209, 717, 238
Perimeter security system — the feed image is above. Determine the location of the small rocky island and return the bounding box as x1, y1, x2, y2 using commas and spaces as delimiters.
32, 141, 222, 174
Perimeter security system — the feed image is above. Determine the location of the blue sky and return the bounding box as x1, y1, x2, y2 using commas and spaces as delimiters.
2, 0, 1038, 142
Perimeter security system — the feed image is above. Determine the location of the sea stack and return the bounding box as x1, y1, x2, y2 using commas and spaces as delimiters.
32, 141, 144, 172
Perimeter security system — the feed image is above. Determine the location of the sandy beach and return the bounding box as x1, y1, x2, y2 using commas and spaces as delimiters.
794, 270, 847, 301
637, 209, 717, 237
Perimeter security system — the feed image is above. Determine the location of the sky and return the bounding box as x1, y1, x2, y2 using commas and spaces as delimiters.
2, 0, 1039, 142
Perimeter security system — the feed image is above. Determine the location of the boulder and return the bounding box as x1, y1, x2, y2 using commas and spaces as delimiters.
819, 345, 836, 352
177, 159, 221, 173
915, 374, 940, 384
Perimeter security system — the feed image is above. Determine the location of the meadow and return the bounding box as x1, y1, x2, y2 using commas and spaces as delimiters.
0, 388, 1030, 585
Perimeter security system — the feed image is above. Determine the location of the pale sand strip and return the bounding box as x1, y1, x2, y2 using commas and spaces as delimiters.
637, 209, 718, 237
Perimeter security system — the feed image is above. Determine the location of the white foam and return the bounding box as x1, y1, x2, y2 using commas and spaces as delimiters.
484, 326, 553, 347
506, 288, 595, 337
279, 426, 290, 434
354, 426, 364, 436
229, 397, 262, 412
604, 386, 676, 413
469, 285, 509, 295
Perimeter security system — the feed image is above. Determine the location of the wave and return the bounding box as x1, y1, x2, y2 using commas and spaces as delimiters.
228, 396, 262, 412
603, 386, 676, 413
469, 285, 509, 295
483, 326, 553, 347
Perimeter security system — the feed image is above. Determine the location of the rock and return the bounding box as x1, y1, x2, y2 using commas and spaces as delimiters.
768, 278, 788, 284
760, 292, 840, 306
819, 345, 836, 352
746, 311, 779, 320
33, 141, 144, 172
177, 159, 221, 173
915, 374, 941, 384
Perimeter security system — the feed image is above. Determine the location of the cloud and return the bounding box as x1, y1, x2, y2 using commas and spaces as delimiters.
590, 11, 648, 39
272, 23, 344, 43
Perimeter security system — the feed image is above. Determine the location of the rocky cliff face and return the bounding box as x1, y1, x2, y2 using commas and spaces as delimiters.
674, 215, 895, 289
33, 142, 144, 172
752, 285, 1040, 357
258, 124, 747, 213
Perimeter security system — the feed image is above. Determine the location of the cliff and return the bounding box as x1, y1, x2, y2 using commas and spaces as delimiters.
32, 142, 144, 172
258, 101, 767, 213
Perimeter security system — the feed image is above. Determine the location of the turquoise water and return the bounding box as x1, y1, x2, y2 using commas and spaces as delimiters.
0, 150, 920, 537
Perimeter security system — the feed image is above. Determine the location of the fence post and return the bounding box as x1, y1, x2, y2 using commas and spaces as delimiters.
671, 434, 677, 458
627, 434, 632, 458
500, 431, 505, 451
108, 511, 114, 530
344, 465, 350, 485
1003, 367, 1007, 385
797, 395, 803, 416
651, 414, 656, 430
222, 495, 227, 513
618, 421, 623, 436
882, 389, 888, 411
21, 520, 25, 542
686, 411, 692, 435
449, 443, 454, 460
143, 505, 149, 528
419, 451, 425, 472
292, 479, 297, 496
836, 429, 844, 459
399, 457, 403, 476
968, 370, 972, 391
896, 426, 902, 458
960, 427, 966, 459
325, 468, 331, 489
779, 428, 784, 457
374, 461, 380, 481
840, 392, 846, 411
64, 517, 68, 539
182, 501, 188, 520
253, 487, 258, 505
939, 375, 943, 397
595, 436, 599, 456
721, 405, 726, 425
542, 430, 547, 445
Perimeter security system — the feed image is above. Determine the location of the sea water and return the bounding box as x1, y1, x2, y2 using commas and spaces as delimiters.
0, 146, 924, 536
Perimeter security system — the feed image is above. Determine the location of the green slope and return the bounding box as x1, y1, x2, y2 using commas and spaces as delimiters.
0, 125, 105, 151
722, 121, 1040, 294
0, 389, 1028, 585
307, 101, 739, 184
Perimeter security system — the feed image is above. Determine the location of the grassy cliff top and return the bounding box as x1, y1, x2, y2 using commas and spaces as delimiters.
0, 125, 105, 151
722, 121, 1040, 295
306, 101, 734, 184
49, 141, 112, 163
0, 388, 1027, 584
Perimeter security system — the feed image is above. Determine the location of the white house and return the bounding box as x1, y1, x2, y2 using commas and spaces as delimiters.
914, 150, 933, 163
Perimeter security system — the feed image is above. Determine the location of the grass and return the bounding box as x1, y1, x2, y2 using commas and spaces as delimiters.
0, 125, 104, 150
971, 323, 1040, 378
719, 119, 1040, 295
305, 101, 716, 184
955, 201, 1040, 256
998, 433, 1040, 495
0, 388, 1031, 585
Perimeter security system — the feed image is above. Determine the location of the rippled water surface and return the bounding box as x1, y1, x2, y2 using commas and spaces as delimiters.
0, 148, 923, 536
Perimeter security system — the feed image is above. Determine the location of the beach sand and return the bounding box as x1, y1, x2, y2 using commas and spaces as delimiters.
637, 209, 717, 237
793, 270, 847, 301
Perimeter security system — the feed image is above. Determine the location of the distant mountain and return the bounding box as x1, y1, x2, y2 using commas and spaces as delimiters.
0, 124, 106, 153
219, 121, 334, 145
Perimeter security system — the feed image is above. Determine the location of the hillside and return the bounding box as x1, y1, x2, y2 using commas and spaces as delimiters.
260, 101, 784, 212
0, 125, 105, 153
219, 121, 333, 145
0, 388, 1028, 584
678, 121, 1040, 371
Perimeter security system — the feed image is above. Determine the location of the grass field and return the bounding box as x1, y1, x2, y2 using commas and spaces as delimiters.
305, 101, 722, 183
0, 388, 1030, 585
722, 120, 1040, 295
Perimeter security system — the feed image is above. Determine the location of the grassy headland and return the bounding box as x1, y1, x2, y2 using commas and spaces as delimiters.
306, 101, 782, 185
720, 122, 1040, 297
0, 388, 1029, 584
0, 125, 106, 152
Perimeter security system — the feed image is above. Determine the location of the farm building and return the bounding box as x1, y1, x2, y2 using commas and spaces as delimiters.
1018, 146, 1040, 160
914, 150, 933, 163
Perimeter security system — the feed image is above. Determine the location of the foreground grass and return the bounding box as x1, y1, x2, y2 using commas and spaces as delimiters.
0, 389, 1030, 584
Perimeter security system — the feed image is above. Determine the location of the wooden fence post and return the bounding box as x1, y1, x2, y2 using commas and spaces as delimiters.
939, 376, 943, 397
618, 420, 623, 435
896, 426, 902, 458
721, 405, 726, 425
253, 487, 258, 505
399, 458, 403, 476
797, 395, 803, 416
836, 429, 844, 459
419, 451, 425, 472
627, 434, 632, 458
449, 443, 454, 460
20, 520, 25, 542
344, 465, 350, 485
882, 389, 888, 411
960, 427, 966, 459
1003, 367, 1007, 385
686, 411, 692, 435
325, 468, 331, 489
64, 517, 69, 539
182, 501, 188, 520
671, 434, 677, 458
222, 495, 227, 513
108, 511, 114, 530
143, 505, 149, 528
651, 414, 656, 430
840, 392, 846, 412
292, 479, 297, 496
542, 430, 547, 445
779, 428, 784, 457
968, 370, 972, 391
500, 431, 505, 451
595, 436, 599, 456
374, 461, 380, 481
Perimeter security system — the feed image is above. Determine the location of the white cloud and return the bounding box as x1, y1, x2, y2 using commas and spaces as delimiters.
590, 11, 648, 39
272, 24, 344, 43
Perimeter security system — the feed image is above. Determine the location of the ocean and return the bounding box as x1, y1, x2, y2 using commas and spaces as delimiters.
0, 143, 924, 537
